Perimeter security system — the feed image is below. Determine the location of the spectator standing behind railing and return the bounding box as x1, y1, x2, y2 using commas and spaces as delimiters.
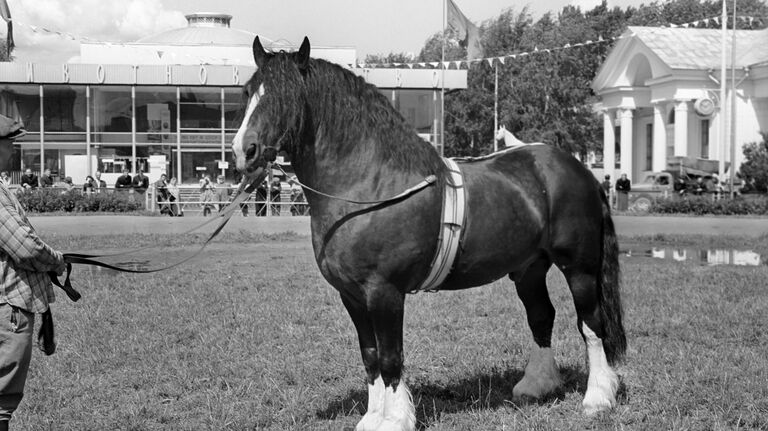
167, 177, 182, 217
199, 175, 215, 217
82, 176, 96, 194
19, 169, 37, 191
213, 175, 230, 213
131, 170, 149, 195
154, 174, 177, 217
39, 169, 54, 188
615, 173, 631, 211
601, 174, 612, 209
131, 170, 149, 209
269, 176, 282, 216
115, 169, 132, 193
93, 171, 107, 193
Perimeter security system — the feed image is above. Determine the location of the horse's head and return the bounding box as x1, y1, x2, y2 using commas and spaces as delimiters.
495, 125, 506, 141
232, 36, 311, 177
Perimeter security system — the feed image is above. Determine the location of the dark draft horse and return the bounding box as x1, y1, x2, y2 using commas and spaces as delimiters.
233, 37, 626, 430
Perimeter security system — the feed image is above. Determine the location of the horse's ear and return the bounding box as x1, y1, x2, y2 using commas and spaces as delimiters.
297, 36, 310, 71
253, 36, 268, 68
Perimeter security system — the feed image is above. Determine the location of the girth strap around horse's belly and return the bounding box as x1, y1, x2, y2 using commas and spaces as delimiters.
415, 158, 467, 292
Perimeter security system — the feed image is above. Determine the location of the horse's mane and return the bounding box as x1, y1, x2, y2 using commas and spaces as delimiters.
265, 53, 445, 177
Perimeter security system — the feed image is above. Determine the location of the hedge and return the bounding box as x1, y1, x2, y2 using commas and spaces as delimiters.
15, 188, 144, 213
649, 195, 768, 216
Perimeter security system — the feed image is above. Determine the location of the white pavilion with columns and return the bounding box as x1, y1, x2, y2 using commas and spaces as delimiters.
592, 26, 768, 183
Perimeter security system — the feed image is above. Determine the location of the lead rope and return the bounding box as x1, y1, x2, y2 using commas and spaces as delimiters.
48, 171, 266, 302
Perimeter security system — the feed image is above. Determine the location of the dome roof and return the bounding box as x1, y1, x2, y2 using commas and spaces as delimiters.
135, 12, 257, 46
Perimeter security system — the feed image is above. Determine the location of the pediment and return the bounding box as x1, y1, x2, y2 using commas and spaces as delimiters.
592, 31, 673, 94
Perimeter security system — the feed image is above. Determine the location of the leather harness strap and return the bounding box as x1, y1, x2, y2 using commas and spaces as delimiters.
415, 158, 467, 292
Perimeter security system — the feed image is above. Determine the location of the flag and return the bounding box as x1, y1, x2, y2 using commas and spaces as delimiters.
446, 0, 482, 59
0, 0, 13, 56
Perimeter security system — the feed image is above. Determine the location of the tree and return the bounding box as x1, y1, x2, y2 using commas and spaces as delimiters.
363, 52, 415, 67
738, 133, 768, 193
1, 33, 11, 61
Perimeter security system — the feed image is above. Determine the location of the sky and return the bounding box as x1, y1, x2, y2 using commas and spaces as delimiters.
6, 0, 642, 64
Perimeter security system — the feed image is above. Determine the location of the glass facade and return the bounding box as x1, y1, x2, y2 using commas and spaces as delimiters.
1, 84, 443, 185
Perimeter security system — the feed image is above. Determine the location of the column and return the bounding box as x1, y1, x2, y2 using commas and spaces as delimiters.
619, 107, 633, 181
602, 109, 615, 179
652, 103, 667, 172
176, 87, 182, 182
131, 86, 136, 174
39, 85, 44, 176
673, 100, 689, 157
220, 87, 226, 178
86, 85, 92, 177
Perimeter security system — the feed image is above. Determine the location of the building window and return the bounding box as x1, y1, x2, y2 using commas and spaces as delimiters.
646, 123, 653, 171
614, 125, 621, 167
700, 119, 709, 159
43, 85, 87, 142
0, 85, 41, 140
91, 86, 132, 144
179, 87, 223, 183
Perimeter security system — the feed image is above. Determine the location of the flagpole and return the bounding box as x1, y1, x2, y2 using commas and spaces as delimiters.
440, 0, 446, 157
719, 0, 727, 179
493, 62, 498, 153
729, 0, 737, 198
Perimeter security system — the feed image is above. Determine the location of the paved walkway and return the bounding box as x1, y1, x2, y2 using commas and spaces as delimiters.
29, 214, 768, 238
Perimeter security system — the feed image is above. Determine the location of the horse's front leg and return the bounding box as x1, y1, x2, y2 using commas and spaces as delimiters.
340, 293, 384, 431
367, 286, 415, 431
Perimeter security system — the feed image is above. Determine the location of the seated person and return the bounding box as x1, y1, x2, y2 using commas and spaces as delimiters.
19, 168, 37, 190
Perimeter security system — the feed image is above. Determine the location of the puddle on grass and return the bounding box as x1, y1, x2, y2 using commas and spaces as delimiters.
621, 246, 762, 266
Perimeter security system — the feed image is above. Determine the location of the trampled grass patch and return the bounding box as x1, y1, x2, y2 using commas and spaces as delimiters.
11, 234, 768, 430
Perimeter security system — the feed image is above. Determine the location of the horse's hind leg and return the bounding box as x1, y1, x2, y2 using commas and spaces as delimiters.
510, 257, 563, 401
561, 269, 619, 415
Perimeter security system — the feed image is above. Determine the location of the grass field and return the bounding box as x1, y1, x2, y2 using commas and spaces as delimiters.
10, 231, 768, 430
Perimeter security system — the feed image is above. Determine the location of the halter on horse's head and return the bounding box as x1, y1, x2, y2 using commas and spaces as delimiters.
232, 36, 311, 179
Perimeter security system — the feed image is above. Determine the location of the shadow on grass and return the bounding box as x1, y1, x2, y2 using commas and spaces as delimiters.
316, 365, 607, 429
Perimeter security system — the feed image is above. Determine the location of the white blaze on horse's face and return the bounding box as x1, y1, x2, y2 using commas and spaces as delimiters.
232, 83, 266, 171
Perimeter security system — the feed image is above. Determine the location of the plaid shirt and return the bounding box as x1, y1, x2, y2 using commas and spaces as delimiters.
0, 182, 63, 313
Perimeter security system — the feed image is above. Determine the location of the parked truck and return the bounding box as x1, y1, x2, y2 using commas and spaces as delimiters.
627, 157, 733, 211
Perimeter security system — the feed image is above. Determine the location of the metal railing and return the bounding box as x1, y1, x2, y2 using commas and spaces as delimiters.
149, 185, 310, 216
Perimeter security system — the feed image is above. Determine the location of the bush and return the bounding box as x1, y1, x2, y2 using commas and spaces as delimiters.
650, 195, 768, 216
739, 132, 768, 193
15, 188, 143, 213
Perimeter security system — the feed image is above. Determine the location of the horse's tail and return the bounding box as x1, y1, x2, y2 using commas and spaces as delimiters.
599, 192, 627, 365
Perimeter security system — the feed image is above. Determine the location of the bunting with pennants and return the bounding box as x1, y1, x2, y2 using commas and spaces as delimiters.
355, 13, 766, 69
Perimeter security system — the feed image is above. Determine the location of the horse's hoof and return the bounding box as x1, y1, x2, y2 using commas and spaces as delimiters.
355, 413, 383, 431
582, 392, 615, 415
376, 418, 414, 431
512, 374, 561, 400
512, 347, 563, 401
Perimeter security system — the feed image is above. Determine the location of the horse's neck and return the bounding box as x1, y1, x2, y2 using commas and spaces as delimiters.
504, 130, 523, 147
